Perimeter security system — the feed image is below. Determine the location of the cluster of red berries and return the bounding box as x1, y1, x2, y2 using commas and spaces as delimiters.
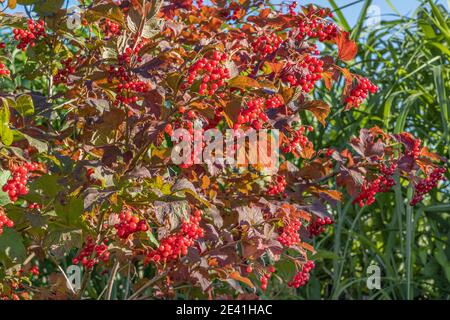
185, 51, 230, 96
28, 202, 41, 210
2, 162, 39, 202
278, 217, 301, 246
353, 163, 397, 207
0, 43, 8, 76
13, 19, 45, 51
288, 2, 297, 15
308, 216, 333, 237
345, 77, 378, 109
282, 55, 324, 92
54, 57, 83, 84
407, 138, 422, 159
288, 260, 315, 288
108, 45, 149, 106
252, 34, 283, 57
146, 209, 204, 263
410, 167, 446, 206
0, 209, 14, 235
114, 209, 148, 239
281, 126, 313, 154
102, 19, 121, 37
267, 175, 287, 196
296, 7, 337, 42
259, 265, 276, 291
72, 237, 110, 269
0, 62, 9, 77
236, 96, 283, 130
29, 266, 39, 276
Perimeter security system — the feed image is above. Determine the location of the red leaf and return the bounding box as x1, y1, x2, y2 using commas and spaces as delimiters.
334, 32, 358, 62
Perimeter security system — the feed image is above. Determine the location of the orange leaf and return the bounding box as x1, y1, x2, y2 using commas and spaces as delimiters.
299, 100, 330, 126
228, 76, 261, 90
334, 32, 358, 62
229, 271, 254, 288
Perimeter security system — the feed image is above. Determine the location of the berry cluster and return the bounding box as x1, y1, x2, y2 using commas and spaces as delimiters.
29, 266, 39, 276
0, 43, 7, 76
277, 217, 301, 246
107, 45, 149, 106
288, 2, 297, 15
406, 138, 422, 159
13, 19, 45, 51
72, 237, 110, 269
54, 57, 83, 84
267, 175, 287, 196
281, 126, 313, 154
410, 167, 446, 206
282, 55, 324, 92
353, 163, 397, 207
114, 209, 148, 239
252, 34, 283, 57
2, 162, 39, 202
146, 209, 204, 263
288, 260, 315, 288
28, 202, 41, 210
260, 266, 276, 291
236, 96, 283, 130
296, 10, 337, 42
0, 209, 14, 235
102, 19, 121, 37
345, 77, 378, 109
0, 62, 9, 77
185, 51, 230, 96
308, 216, 333, 237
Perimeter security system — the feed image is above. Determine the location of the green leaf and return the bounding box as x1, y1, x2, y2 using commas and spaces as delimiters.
0, 228, 27, 266
55, 197, 84, 226
0, 170, 11, 206
14, 95, 35, 117
16, 131, 48, 153
0, 99, 13, 146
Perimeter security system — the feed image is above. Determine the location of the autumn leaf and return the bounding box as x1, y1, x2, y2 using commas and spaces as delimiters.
299, 100, 330, 126
228, 76, 261, 90
229, 271, 254, 288
334, 31, 358, 62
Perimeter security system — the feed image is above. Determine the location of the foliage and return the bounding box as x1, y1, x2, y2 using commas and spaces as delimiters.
0, 0, 447, 300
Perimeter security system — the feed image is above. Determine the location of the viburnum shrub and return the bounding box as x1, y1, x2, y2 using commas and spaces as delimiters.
0, 0, 446, 300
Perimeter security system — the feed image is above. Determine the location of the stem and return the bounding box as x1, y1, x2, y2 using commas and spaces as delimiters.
106, 260, 120, 300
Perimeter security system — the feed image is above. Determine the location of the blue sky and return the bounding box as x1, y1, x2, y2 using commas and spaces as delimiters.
6, 0, 450, 27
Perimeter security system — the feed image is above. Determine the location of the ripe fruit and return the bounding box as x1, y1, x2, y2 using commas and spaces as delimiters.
410, 167, 446, 206
288, 260, 315, 288
278, 216, 301, 246
352, 163, 397, 207
184, 51, 230, 96
72, 237, 110, 269
13, 19, 45, 51
146, 209, 204, 264
252, 34, 283, 57
0, 209, 14, 235
281, 55, 324, 92
114, 209, 148, 239
1, 162, 39, 202
345, 77, 378, 109
267, 175, 287, 196
308, 216, 333, 237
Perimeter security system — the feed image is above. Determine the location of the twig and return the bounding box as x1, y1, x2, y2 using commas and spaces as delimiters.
106, 260, 120, 300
